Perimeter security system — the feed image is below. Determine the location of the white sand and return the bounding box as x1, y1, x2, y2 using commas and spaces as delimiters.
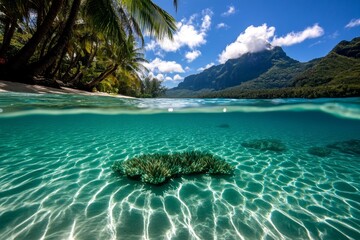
0, 80, 134, 98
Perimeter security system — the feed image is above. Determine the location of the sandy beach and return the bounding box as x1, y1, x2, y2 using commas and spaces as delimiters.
0, 80, 134, 98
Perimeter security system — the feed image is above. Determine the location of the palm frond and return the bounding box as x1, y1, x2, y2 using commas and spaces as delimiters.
121, 0, 177, 40
84, 0, 128, 45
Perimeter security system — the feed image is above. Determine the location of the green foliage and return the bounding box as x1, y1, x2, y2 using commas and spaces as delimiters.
241, 139, 287, 152
293, 52, 360, 87
0, 0, 177, 96
332, 37, 360, 59
112, 151, 235, 185
202, 84, 360, 99
96, 75, 119, 94
140, 77, 167, 98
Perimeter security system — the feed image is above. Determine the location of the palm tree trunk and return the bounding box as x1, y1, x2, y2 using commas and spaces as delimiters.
8, 0, 64, 70
50, 45, 68, 79
28, 0, 81, 77
0, 20, 16, 58
83, 64, 119, 90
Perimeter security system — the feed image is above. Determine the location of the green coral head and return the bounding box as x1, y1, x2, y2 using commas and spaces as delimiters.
112, 151, 234, 185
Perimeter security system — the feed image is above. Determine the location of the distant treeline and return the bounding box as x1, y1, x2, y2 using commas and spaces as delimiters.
201, 85, 360, 99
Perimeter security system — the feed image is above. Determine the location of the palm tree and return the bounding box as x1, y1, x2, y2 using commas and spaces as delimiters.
0, 0, 32, 58
6, 0, 63, 71
1, 0, 178, 84
82, 35, 147, 90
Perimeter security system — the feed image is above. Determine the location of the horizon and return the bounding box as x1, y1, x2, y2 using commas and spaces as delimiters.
145, 0, 360, 88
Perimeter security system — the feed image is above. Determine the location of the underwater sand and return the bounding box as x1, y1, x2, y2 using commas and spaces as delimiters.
0, 94, 360, 239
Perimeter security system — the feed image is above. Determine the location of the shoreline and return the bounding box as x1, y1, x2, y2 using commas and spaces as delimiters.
0, 80, 135, 99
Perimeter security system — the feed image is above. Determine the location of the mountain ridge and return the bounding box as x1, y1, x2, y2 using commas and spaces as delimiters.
168, 37, 360, 98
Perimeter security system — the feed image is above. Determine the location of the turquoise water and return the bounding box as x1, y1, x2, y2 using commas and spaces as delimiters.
0, 93, 360, 240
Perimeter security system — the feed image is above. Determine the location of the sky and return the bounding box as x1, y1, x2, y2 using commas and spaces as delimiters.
143, 0, 360, 88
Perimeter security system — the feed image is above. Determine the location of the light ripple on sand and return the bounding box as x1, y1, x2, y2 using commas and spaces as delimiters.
0, 103, 360, 239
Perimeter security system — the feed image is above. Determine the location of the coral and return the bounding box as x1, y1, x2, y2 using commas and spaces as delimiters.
327, 139, 360, 156
112, 151, 234, 185
241, 139, 286, 152
308, 147, 332, 157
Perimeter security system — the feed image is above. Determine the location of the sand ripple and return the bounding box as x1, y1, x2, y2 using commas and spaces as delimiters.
0, 112, 360, 239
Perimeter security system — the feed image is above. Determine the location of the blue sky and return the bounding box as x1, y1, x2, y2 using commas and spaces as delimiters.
144, 0, 360, 88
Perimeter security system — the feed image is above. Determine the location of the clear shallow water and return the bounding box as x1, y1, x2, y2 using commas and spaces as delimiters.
0, 93, 360, 240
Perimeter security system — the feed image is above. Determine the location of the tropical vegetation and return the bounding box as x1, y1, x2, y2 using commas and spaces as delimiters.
112, 151, 235, 185
0, 0, 177, 97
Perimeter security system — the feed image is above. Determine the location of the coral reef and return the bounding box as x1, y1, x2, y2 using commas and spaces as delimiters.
241, 139, 286, 152
112, 151, 234, 185
308, 147, 332, 157
327, 139, 360, 156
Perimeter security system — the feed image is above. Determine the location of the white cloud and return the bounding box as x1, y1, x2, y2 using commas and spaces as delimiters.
345, 18, 360, 28
197, 62, 215, 71
271, 24, 324, 46
156, 22, 206, 51
145, 9, 212, 53
309, 40, 322, 48
165, 76, 173, 81
185, 66, 191, 71
201, 9, 213, 31
218, 23, 324, 63
145, 40, 157, 51
144, 58, 184, 73
222, 6, 235, 16
218, 24, 275, 63
173, 74, 184, 81
201, 15, 211, 31
185, 50, 201, 62
155, 73, 164, 81
216, 23, 229, 29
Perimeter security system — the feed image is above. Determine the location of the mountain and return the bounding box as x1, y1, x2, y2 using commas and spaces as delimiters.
168, 37, 360, 98
292, 37, 360, 87
176, 46, 298, 91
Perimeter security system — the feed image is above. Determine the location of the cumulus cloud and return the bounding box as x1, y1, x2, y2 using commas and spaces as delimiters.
271, 24, 324, 46
197, 62, 215, 71
156, 22, 206, 51
173, 74, 184, 81
345, 18, 360, 28
201, 8, 213, 30
144, 58, 184, 73
165, 76, 173, 81
219, 24, 275, 63
148, 73, 165, 81
222, 6, 235, 16
218, 23, 324, 63
216, 23, 229, 29
185, 50, 201, 62
145, 9, 212, 53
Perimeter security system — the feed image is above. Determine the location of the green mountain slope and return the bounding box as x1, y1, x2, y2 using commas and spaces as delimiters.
168, 37, 360, 98
176, 47, 298, 91
293, 37, 360, 87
